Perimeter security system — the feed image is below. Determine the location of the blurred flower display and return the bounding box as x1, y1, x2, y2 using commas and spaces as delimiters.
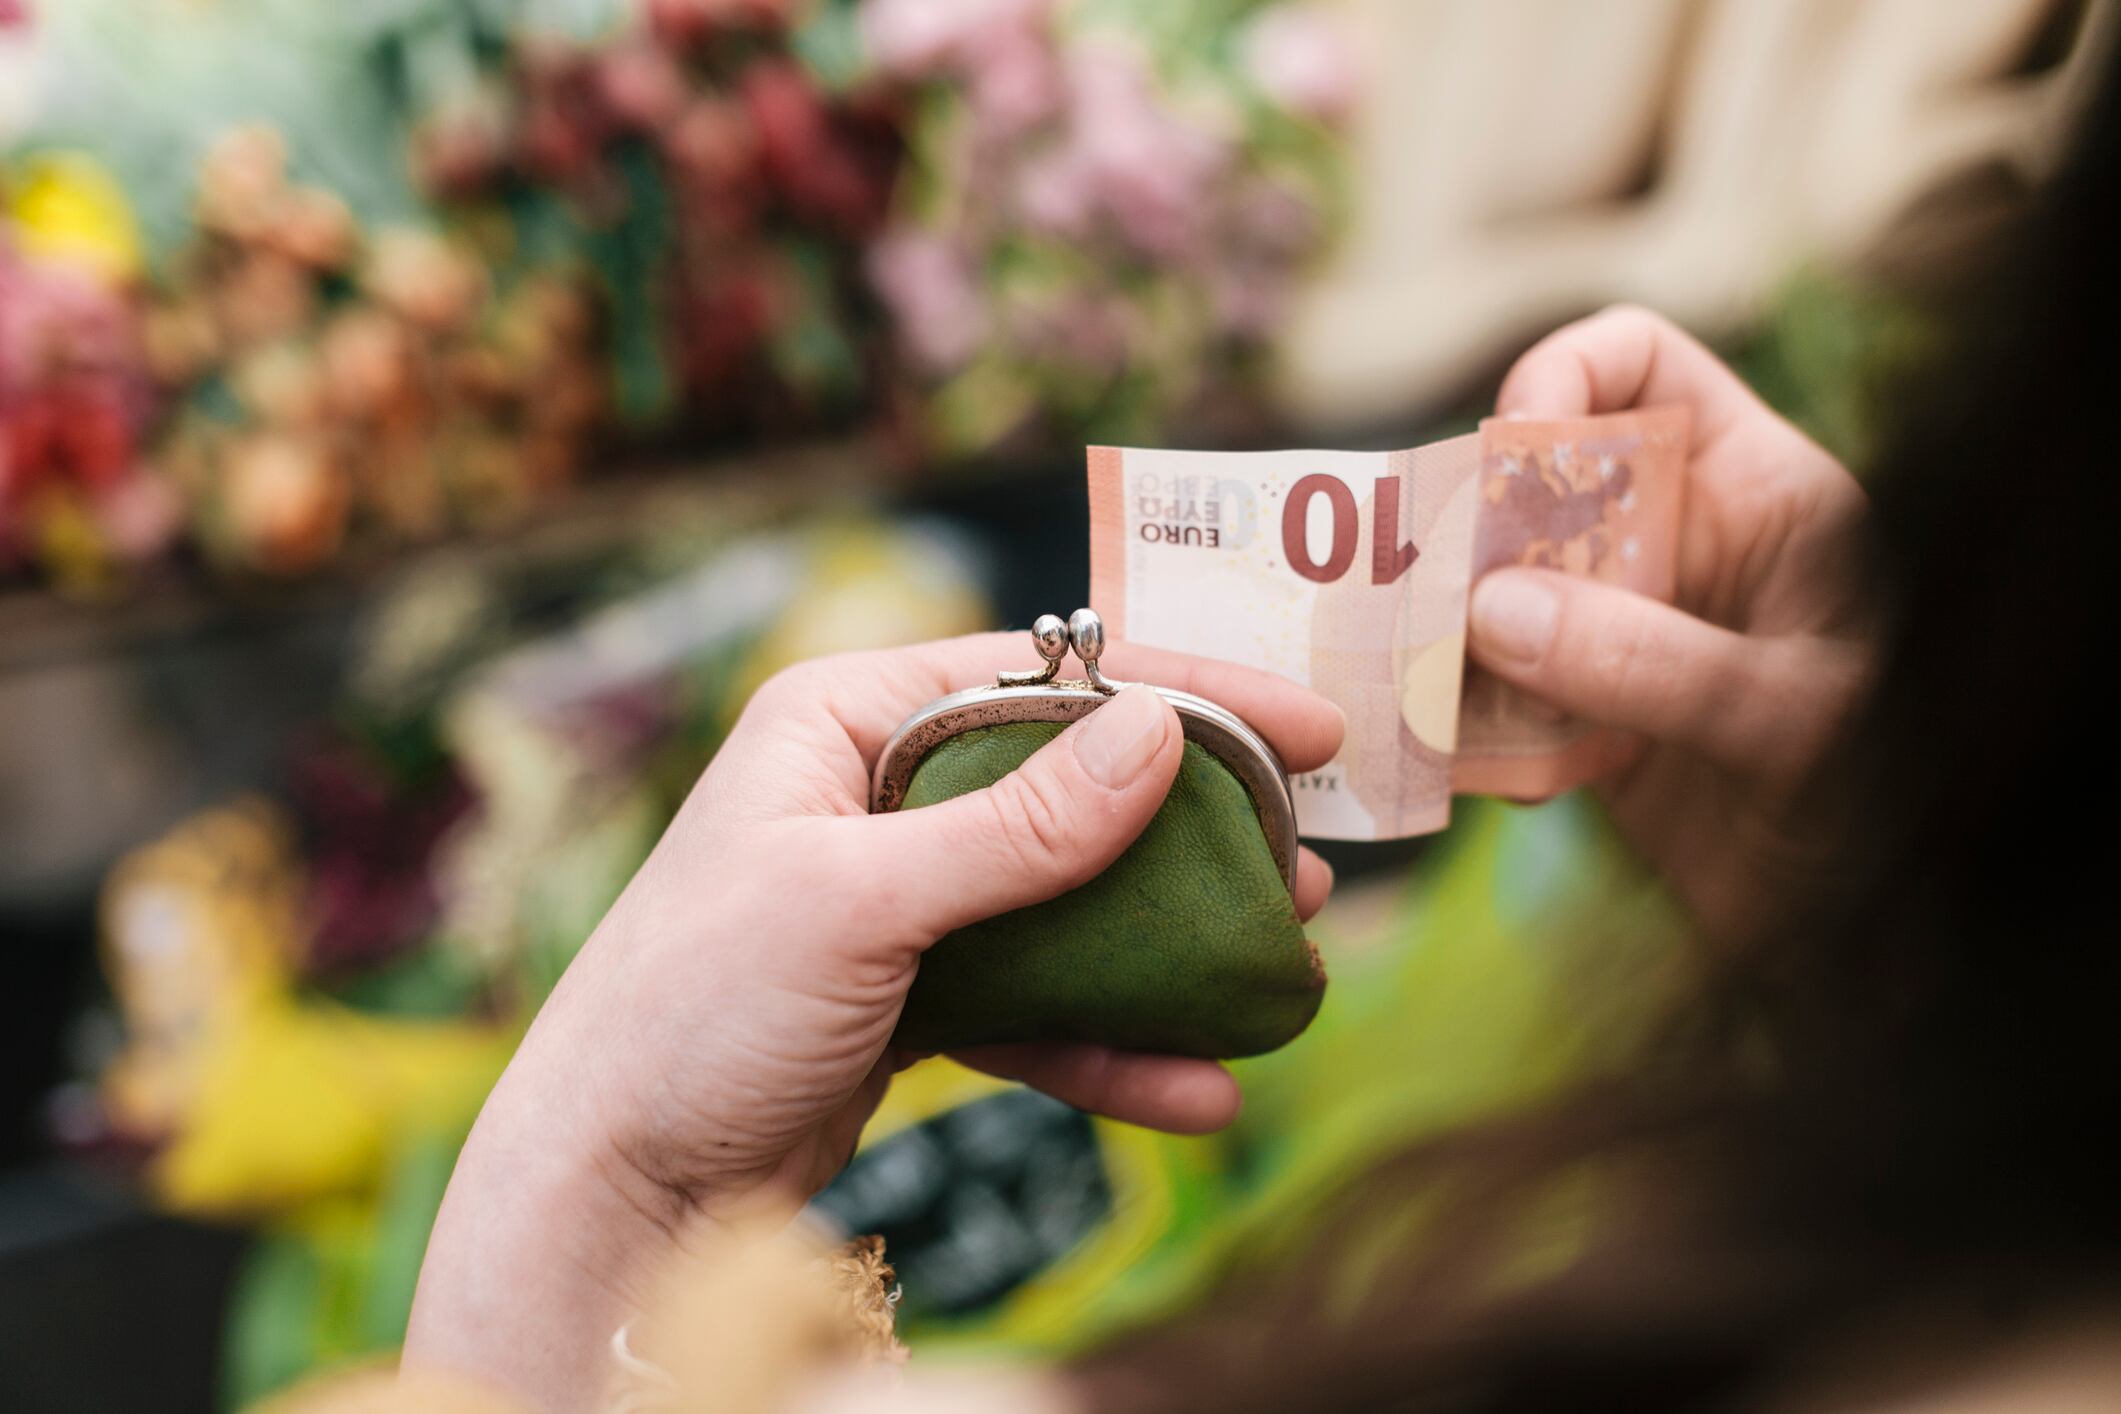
289, 731, 474, 976
148, 129, 606, 576
863, 0, 1351, 454
0, 1, 33, 143
411, 0, 902, 436
0, 0, 1354, 594
94, 797, 515, 1219
0, 158, 174, 589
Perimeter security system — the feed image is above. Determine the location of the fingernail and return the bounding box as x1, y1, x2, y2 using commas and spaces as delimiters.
1471, 574, 1559, 666
1075, 685, 1169, 788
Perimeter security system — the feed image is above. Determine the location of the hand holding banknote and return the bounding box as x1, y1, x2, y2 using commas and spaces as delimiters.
1086, 304, 1870, 934
1469, 306, 1872, 936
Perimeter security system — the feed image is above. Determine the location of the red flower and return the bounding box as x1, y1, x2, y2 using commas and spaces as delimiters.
289, 733, 472, 973
676, 267, 777, 391
663, 94, 764, 229
647, 0, 790, 50
3, 387, 136, 497
595, 41, 688, 134
742, 61, 896, 236
515, 45, 613, 184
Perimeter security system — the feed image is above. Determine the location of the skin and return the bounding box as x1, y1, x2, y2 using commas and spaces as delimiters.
1468, 305, 1873, 940
407, 306, 1875, 1408
404, 637, 1344, 1410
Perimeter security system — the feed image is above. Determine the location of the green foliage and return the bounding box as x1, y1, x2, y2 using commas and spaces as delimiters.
219, 1124, 471, 1410
15, 0, 624, 256
793, 0, 869, 93
312, 943, 485, 1021
580, 143, 680, 427
1727, 266, 1938, 473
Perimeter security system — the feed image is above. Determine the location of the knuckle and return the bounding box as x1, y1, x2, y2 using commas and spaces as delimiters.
1592, 301, 1665, 336
1689, 662, 1758, 749
1058, 1046, 1116, 1106
749, 660, 828, 712
1727, 641, 1835, 778
1584, 605, 1659, 709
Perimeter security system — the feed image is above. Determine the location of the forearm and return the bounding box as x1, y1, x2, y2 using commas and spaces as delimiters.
402, 1054, 680, 1411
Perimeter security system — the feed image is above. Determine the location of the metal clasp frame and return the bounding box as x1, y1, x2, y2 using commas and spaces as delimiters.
998, 608, 1124, 693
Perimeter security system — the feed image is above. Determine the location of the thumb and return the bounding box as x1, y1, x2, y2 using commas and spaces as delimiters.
1468, 568, 1775, 768
871, 685, 1183, 938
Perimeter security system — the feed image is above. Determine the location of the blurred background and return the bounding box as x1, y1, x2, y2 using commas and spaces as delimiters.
0, 0, 2109, 1408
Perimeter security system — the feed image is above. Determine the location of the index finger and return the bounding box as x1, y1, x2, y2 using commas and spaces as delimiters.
812, 631, 1347, 774
1496, 304, 1777, 458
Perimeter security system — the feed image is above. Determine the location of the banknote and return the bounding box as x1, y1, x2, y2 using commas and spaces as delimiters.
1451, 406, 1689, 798
1085, 406, 1687, 842
1088, 438, 1483, 840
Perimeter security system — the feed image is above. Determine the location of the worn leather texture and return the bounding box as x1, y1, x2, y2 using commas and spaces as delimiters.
892, 721, 1326, 1059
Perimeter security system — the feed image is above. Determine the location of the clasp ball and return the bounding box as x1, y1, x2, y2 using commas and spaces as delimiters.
1030, 614, 1070, 662
1067, 607, 1105, 664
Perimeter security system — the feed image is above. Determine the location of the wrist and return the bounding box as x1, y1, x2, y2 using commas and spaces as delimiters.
403, 1043, 692, 1410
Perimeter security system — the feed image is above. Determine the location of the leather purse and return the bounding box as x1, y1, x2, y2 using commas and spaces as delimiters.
871, 610, 1325, 1059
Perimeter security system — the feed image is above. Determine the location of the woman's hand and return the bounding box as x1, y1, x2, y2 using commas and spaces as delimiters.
404, 634, 1343, 1409
1468, 306, 1873, 938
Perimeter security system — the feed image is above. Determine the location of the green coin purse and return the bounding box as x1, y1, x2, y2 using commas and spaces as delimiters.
871, 609, 1325, 1060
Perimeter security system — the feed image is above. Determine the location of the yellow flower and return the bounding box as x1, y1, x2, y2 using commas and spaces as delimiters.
5, 150, 144, 284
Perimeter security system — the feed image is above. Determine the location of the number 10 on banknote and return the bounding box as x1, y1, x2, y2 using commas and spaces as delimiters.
1087, 406, 1688, 842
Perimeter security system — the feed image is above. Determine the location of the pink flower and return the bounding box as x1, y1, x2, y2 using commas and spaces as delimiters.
860, 0, 1050, 79
1208, 263, 1287, 340
1064, 43, 1229, 260
0, 240, 154, 489
0, 16, 36, 147
0, 242, 144, 404
663, 95, 761, 195
1227, 176, 1322, 261
868, 230, 987, 373
94, 472, 182, 561
1242, 6, 1358, 125
1043, 292, 1135, 374
595, 41, 689, 133
1014, 149, 1095, 240
963, 20, 1063, 137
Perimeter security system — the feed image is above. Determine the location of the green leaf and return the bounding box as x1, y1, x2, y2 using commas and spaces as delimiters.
793, 0, 867, 93
359, 1127, 470, 1350
220, 1233, 323, 1411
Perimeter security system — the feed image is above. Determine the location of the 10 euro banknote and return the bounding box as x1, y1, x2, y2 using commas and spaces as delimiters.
1086, 406, 1687, 842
